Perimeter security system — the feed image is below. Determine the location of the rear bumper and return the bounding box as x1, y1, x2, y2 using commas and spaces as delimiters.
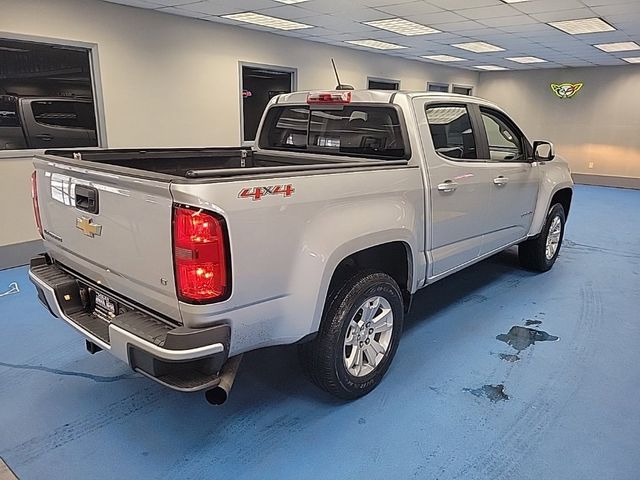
29, 255, 230, 392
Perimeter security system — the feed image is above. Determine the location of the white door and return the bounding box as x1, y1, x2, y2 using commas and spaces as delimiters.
476, 106, 540, 254
415, 100, 494, 277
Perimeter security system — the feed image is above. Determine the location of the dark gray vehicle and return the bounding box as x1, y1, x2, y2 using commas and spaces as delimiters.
0, 95, 97, 150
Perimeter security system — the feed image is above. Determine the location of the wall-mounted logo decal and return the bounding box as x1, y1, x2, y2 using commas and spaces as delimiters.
550, 83, 583, 99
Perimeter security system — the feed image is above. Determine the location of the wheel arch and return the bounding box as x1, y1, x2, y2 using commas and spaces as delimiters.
306, 233, 420, 334
550, 187, 573, 219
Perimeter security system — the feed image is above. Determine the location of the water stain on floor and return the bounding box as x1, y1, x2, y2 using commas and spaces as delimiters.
498, 353, 520, 362
496, 326, 559, 352
464, 384, 509, 402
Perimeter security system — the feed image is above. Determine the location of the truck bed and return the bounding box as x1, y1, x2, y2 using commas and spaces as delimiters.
44, 147, 406, 180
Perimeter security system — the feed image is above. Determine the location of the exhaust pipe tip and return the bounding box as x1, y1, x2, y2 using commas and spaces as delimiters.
205, 386, 229, 405
204, 354, 243, 406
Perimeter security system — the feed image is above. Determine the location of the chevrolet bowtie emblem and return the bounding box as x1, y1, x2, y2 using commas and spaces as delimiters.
76, 217, 102, 237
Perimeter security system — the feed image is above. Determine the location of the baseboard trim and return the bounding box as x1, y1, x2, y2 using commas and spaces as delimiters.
0, 239, 43, 270
572, 173, 640, 190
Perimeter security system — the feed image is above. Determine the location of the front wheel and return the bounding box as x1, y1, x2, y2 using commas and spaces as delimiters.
299, 271, 404, 400
518, 203, 566, 272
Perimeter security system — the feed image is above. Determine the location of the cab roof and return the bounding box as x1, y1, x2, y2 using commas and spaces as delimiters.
273, 89, 498, 109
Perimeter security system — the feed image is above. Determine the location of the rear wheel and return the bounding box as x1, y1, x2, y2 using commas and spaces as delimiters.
299, 271, 404, 399
519, 203, 566, 272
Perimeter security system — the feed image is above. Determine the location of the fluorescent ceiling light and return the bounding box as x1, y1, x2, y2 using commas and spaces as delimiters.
548, 17, 615, 35
221, 12, 313, 30
365, 18, 440, 36
422, 54, 466, 62
501, 0, 530, 3
622, 57, 640, 63
453, 42, 504, 53
594, 41, 640, 52
345, 39, 407, 50
474, 65, 508, 70
507, 56, 547, 63
273, 0, 308, 3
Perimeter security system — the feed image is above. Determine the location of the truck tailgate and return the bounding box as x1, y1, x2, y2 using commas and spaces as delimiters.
33, 157, 181, 323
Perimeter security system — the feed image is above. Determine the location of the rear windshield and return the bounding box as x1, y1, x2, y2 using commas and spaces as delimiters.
259, 105, 407, 159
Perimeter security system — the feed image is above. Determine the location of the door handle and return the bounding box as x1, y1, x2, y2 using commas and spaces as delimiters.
493, 176, 509, 186
437, 180, 458, 193
35, 134, 53, 141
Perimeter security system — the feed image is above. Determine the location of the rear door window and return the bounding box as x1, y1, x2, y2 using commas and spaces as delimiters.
260, 105, 407, 159
425, 104, 477, 160
31, 101, 96, 130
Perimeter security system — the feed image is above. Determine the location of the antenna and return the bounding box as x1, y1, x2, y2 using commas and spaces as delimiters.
331, 58, 354, 91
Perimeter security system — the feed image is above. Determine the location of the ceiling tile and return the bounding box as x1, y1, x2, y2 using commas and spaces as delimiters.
375, 1, 444, 16
428, 0, 503, 8
511, 0, 585, 14
478, 15, 539, 28
458, 4, 521, 20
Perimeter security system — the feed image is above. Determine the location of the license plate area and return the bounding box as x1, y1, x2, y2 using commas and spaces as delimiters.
87, 288, 128, 321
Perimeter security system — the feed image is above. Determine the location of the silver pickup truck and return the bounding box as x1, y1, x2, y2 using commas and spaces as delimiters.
29, 90, 573, 404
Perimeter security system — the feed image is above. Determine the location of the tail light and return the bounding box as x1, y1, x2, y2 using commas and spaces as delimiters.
173, 205, 230, 303
31, 171, 44, 238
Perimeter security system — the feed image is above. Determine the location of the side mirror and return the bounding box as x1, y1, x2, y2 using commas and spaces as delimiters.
533, 141, 555, 162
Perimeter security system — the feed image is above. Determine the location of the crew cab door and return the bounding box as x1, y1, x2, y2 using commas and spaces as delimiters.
473, 106, 540, 254
415, 100, 494, 277
20, 98, 97, 149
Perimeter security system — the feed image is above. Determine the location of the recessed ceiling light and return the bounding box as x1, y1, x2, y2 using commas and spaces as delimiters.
548, 17, 615, 35
365, 18, 440, 36
453, 42, 505, 53
273, 0, 308, 3
221, 12, 313, 30
421, 54, 466, 62
345, 39, 407, 50
506, 56, 548, 63
594, 41, 640, 52
622, 57, 640, 63
474, 65, 508, 71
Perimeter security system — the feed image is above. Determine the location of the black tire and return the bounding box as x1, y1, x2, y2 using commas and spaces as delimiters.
518, 203, 566, 272
299, 271, 404, 400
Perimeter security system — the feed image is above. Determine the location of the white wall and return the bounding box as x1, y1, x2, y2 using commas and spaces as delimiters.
477, 65, 640, 180
0, 0, 478, 249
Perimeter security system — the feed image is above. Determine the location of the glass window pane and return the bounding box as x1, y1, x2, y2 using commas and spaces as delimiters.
452, 85, 473, 96
0, 37, 98, 150
368, 79, 399, 90
426, 105, 477, 160
242, 66, 293, 143
260, 105, 406, 159
480, 109, 524, 161
428, 83, 449, 93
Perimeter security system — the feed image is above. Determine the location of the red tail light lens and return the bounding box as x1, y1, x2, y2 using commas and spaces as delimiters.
31, 171, 44, 239
173, 205, 230, 303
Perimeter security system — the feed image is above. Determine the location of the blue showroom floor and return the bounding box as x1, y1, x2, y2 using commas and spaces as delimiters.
0, 185, 639, 480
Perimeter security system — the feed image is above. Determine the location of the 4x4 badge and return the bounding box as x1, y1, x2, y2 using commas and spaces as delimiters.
76, 217, 102, 237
